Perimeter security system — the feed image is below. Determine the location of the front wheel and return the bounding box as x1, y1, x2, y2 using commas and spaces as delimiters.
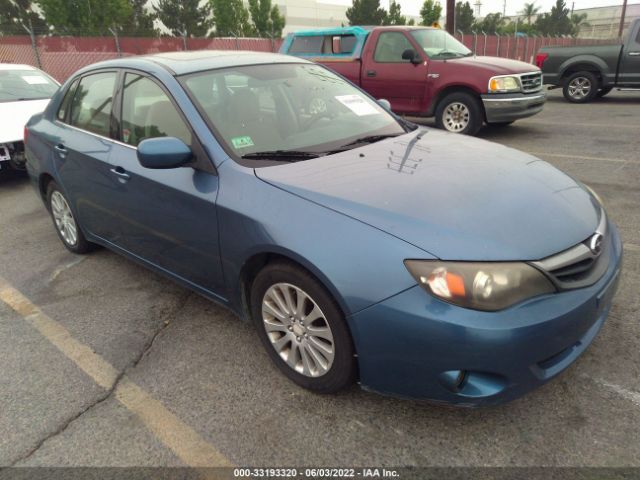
435, 92, 483, 135
563, 71, 599, 103
250, 262, 356, 393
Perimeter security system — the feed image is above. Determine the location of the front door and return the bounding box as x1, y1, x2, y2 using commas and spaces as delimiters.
108, 72, 224, 295
360, 31, 428, 115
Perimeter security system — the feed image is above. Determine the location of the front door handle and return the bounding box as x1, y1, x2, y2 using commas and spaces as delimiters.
110, 166, 130, 180
629, 51, 640, 56
366, 70, 377, 77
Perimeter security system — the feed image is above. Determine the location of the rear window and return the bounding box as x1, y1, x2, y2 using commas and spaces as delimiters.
69, 72, 116, 138
0, 69, 58, 102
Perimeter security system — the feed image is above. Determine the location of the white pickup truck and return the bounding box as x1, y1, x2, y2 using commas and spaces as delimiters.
0, 64, 59, 171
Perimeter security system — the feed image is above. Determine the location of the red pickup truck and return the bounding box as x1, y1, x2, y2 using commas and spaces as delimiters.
280, 26, 546, 135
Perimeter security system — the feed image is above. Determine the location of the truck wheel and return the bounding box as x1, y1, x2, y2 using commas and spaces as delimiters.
563, 71, 599, 103
435, 92, 483, 135
597, 87, 613, 98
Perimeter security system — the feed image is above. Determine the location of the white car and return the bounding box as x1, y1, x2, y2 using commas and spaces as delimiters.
0, 64, 59, 171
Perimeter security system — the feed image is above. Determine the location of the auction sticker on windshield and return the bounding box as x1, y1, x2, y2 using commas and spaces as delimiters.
231, 136, 255, 149
335, 95, 380, 116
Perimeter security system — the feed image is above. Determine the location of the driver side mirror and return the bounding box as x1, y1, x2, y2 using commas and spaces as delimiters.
402, 48, 421, 65
137, 137, 193, 169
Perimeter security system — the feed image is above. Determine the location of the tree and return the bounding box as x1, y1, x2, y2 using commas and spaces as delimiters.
248, 0, 286, 37
520, 2, 540, 24
534, 0, 573, 36
121, 0, 157, 36
419, 0, 442, 27
473, 12, 505, 33
36, 0, 133, 35
570, 12, 589, 36
454, 1, 475, 33
154, 0, 213, 37
385, 1, 407, 25
346, 0, 387, 26
212, 0, 252, 36
0, 0, 47, 34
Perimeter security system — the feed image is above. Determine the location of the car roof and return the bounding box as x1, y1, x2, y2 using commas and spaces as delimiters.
0, 63, 38, 71
78, 50, 312, 77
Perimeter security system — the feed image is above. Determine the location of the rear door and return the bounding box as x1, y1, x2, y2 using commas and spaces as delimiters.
619, 22, 640, 85
54, 71, 123, 244
360, 31, 428, 114
107, 72, 224, 295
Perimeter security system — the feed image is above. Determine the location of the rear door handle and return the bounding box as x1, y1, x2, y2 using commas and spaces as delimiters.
54, 144, 67, 157
110, 166, 130, 180
366, 70, 377, 77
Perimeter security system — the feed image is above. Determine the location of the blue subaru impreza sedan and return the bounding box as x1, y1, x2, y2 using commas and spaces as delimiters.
24, 51, 622, 405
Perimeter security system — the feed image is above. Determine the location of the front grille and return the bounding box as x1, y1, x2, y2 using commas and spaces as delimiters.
530, 209, 609, 290
520, 72, 543, 93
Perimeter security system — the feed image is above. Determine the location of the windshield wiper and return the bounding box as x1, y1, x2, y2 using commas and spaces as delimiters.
338, 134, 403, 150
241, 150, 321, 162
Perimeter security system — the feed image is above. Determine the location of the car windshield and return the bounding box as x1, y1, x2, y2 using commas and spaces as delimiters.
0, 69, 58, 102
410, 29, 472, 59
181, 63, 406, 161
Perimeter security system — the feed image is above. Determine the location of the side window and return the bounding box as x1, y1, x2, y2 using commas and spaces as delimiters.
374, 32, 414, 63
289, 35, 324, 54
121, 73, 192, 147
56, 79, 79, 122
333, 35, 357, 54
69, 72, 116, 137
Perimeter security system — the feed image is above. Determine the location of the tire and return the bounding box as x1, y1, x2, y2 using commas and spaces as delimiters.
487, 121, 514, 127
597, 86, 613, 98
435, 92, 483, 135
250, 261, 356, 393
46, 181, 93, 254
563, 71, 599, 103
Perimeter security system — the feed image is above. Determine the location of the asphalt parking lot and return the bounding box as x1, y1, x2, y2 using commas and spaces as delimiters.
0, 89, 639, 470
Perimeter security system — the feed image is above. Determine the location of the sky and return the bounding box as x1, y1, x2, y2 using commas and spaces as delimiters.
321, 0, 628, 17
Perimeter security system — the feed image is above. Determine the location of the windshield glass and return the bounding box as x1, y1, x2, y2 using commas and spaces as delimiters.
0, 69, 58, 102
181, 63, 405, 161
410, 29, 472, 59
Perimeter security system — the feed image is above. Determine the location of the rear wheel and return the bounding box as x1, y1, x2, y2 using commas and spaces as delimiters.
563, 71, 599, 103
46, 181, 93, 254
250, 261, 356, 393
435, 92, 483, 135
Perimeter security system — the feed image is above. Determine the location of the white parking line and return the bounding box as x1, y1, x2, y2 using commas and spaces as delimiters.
528, 151, 640, 165
0, 276, 232, 467
589, 376, 640, 408
523, 120, 640, 130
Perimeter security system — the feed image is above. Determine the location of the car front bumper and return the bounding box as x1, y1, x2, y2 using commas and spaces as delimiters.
481, 91, 546, 123
349, 223, 622, 406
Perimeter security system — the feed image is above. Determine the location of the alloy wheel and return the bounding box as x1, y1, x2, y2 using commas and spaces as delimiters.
443, 102, 470, 132
568, 76, 592, 100
50, 191, 78, 246
261, 282, 335, 378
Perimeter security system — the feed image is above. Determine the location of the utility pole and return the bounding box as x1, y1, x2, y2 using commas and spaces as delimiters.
446, 0, 455, 34
618, 0, 628, 38
503, 0, 506, 18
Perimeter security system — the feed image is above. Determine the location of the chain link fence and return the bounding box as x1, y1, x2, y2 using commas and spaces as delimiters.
1, 27, 618, 82
0, 28, 283, 81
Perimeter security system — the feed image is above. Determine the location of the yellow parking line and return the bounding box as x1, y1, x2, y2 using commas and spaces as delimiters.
0, 276, 232, 467
528, 151, 640, 165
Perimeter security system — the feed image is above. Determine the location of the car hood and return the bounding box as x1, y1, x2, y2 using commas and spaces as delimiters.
255, 130, 600, 261
0, 99, 50, 143
453, 56, 539, 75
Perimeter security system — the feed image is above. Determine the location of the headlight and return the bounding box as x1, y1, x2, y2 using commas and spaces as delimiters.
488, 75, 521, 93
404, 260, 555, 311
